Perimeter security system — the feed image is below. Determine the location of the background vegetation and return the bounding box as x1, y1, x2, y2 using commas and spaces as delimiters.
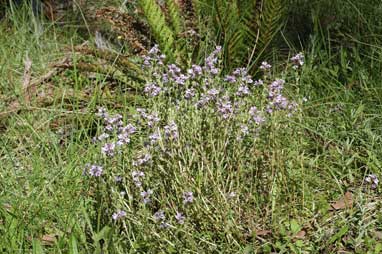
1, 0, 382, 253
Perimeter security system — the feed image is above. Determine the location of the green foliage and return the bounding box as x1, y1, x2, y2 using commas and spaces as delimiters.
139, 0, 176, 59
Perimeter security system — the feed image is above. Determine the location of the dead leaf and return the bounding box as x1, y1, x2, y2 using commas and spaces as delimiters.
40, 234, 56, 246
330, 191, 353, 210
255, 230, 272, 236
294, 230, 306, 239
373, 231, 382, 240
22, 55, 33, 103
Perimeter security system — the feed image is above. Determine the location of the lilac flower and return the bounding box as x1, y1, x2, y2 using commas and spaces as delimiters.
260, 61, 271, 70
144, 82, 162, 97
217, 97, 234, 119
96, 107, 109, 119
146, 113, 160, 128
249, 106, 265, 124
149, 132, 161, 145
365, 174, 379, 189
175, 212, 185, 224
183, 191, 194, 204
153, 210, 165, 222
112, 210, 127, 221
207, 88, 219, 98
132, 170, 145, 186
224, 75, 236, 83
164, 121, 179, 140
97, 133, 109, 141
101, 142, 116, 157
184, 88, 196, 99
119, 124, 136, 135
162, 73, 169, 83
168, 64, 181, 76
105, 125, 114, 132
232, 68, 247, 76
88, 164, 103, 177
254, 79, 264, 86
195, 94, 211, 108
149, 44, 160, 55
204, 46, 221, 75
291, 52, 304, 68
115, 176, 123, 182
105, 114, 123, 126
140, 189, 153, 204
159, 221, 170, 228
187, 64, 202, 78
116, 133, 130, 146
236, 85, 250, 97
173, 74, 189, 85
240, 124, 249, 136
133, 153, 151, 167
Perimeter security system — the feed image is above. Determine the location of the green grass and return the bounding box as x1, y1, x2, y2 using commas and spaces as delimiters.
1, 5, 382, 254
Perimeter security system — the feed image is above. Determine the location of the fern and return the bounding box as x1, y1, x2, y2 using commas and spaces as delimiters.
139, 0, 176, 59
165, 0, 184, 35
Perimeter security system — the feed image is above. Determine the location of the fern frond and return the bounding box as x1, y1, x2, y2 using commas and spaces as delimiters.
139, 0, 176, 59
165, 0, 184, 35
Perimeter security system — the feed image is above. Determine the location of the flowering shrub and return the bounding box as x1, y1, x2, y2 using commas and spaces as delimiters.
82, 46, 305, 251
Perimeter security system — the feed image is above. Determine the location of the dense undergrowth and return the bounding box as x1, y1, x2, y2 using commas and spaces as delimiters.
1, 1, 382, 253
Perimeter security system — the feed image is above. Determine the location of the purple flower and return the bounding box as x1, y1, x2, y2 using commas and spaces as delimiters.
112, 210, 127, 221
153, 210, 165, 221
164, 121, 179, 140
88, 164, 103, 177
144, 83, 162, 97
236, 85, 250, 97
97, 133, 109, 141
159, 221, 170, 228
187, 64, 203, 78
207, 88, 219, 98
119, 124, 136, 135
183, 191, 194, 204
260, 61, 271, 70
291, 52, 304, 68
115, 176, 123, 182
240, 124, 249, 136
224, 75, 236, 83
133, 153, 151, 167
195, 94, 211, 108
249, 106, 265, 124
140, 189, 153, 204
101, 142, 116, 157
175, 212, 185, 224
217, 97, 234, 119
96, 107, 109, 119
146, 113, 160, 128
184, 88, 196, 99
254, 79, 264, 86
132, 170, 145, 186
173, 74, 189, 85
149, 132, 161, 145
365, 174, 379, 189
117, 133, 130, 146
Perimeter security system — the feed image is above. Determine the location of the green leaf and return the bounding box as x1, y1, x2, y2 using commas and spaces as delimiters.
329, 225, 349, 244
32, 239, 44, 254
69, 235, 79, 254
290, 219, 301, 234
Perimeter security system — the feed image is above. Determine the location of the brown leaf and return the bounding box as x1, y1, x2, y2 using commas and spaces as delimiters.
373, 231, 382, 240
22, 55, 33, 103
256, 230, 272, 236
294, 230, 306, 239
331, 191, 353, 210
40, 234, 56, 246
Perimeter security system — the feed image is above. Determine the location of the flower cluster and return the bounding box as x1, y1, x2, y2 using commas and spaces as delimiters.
365, 174, 379, 189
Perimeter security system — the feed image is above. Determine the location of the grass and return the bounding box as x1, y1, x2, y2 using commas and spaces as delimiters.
1, 4, 382, 254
